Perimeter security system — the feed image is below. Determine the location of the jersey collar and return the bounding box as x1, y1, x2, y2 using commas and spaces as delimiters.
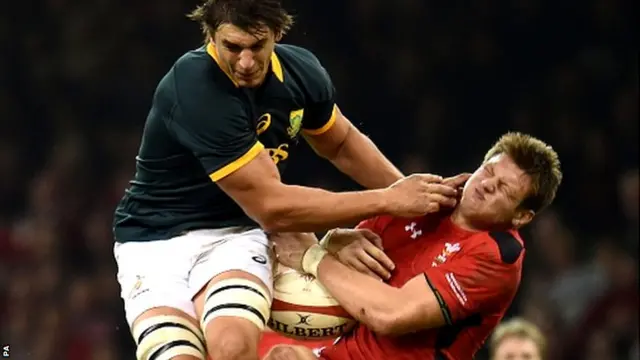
206, 42, 284, 87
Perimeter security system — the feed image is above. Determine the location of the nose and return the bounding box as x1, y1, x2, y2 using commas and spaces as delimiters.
237, 50, 256, 72
481, 178, 496, 193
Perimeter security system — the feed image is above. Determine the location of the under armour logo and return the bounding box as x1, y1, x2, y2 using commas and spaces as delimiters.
404, 222, 422, 239
295, 314, 312, 325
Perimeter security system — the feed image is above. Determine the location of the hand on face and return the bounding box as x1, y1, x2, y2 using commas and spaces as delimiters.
384, 174, 461, 217
443, 173, 473, 201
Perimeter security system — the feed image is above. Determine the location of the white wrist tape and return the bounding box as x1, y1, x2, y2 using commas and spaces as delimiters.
319, 229, 336, 249
302, 244, 328, 278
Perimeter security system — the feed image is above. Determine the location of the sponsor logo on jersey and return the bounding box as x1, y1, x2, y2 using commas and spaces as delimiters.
256, 113, 272, 135
267, 143, 289, 164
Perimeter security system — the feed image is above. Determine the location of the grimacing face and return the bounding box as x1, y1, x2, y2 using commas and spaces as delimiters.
213, 24, 280, 88
458, 153, 535, 229
492, 336, 542, 360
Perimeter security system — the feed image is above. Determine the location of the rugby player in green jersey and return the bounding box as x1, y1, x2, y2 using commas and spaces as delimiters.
113, 1, 466, 359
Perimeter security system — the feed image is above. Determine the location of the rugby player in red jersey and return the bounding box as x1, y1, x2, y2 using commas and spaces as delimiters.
265, 132, 562, 360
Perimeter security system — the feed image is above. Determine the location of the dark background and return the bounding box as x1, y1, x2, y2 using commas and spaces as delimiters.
0, 1, 637, 359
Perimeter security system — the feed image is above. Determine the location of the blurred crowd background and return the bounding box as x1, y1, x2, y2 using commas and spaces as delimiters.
0, 1, 637, 359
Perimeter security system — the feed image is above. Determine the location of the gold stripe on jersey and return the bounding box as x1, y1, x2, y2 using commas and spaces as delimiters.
270, 51, 284, 83
209, 142, 265, 182
303, 104, 338, 136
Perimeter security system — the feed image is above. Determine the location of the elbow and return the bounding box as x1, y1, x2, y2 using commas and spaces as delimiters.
367, 311, 402, 337
256, 216, 289, 233
251, 207, 283, 233
250, 195, 292, 233
362, 304, 405, 337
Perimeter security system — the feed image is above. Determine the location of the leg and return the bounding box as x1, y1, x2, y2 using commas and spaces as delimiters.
114, 239, 206, 360
193, 271, 270, 360
189, 228, 275, 360
263, 345, 319, 360
132, 307, 205, 360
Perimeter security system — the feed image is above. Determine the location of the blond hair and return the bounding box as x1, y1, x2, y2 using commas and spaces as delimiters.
489, 318, 546, 359
484, 132, 562, 213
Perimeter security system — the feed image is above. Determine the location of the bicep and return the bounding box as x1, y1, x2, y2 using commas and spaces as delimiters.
303, 106, 352, 160
385, 275, 447, 334
216, 149, 284, 221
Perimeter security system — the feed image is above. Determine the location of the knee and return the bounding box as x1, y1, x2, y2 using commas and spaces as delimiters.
265, 345, 299, 360
206, 327, 257, 360
132, 314, 206, 360
200, 278, 271, 360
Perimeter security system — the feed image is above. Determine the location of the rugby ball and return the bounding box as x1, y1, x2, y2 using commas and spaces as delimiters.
269, 265, 356, 340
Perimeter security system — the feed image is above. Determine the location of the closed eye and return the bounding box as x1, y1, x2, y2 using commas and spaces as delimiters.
499, 182, 517, 200
251, 40, 266, 51
224, 43, 242, 53
484, 165, 494, 176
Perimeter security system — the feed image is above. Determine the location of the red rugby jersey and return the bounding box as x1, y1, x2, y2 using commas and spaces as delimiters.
319, 214, 524, 360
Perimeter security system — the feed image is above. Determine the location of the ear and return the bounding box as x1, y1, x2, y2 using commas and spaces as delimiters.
274, 30, 283, 42
512, 209, 535, 229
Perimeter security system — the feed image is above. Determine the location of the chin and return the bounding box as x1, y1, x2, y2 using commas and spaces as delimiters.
237, 79, 260, 88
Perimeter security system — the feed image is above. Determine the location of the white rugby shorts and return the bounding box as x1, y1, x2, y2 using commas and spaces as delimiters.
113, 227, 274, 326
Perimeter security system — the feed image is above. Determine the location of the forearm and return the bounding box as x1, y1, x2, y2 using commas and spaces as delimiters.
330, 128, 403, 189
260, 185, 389, 232
315, 253, 400, 330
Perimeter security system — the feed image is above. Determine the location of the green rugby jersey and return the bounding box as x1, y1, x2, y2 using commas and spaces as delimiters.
113, 43, 338, 242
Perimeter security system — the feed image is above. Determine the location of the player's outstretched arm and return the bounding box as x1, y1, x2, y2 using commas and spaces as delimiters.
217, 151, 459, 232
167, 70, 457, 232
304, 106, 404, 189
217, 150, 388, 232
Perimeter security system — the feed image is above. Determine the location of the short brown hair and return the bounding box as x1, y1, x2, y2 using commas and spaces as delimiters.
188, 0, 294, 39
489, 318, 546, 359
484, 132, 562, 213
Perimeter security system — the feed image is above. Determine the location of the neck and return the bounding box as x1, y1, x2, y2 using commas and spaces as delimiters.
450, 208, 512, 233
450, 208, 481, 232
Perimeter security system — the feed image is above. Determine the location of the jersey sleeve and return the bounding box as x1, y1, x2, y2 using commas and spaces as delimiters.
166, 68, 264, 182
423, 235, 523, 325
292, 48, 338, 136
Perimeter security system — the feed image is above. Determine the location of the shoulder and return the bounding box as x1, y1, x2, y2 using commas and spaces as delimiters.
275, 44, 333, 95
171, 46, 233, 100
172, 47, 212, 83
169, 47, 240, 117
470, 231, 524, 266
275, 44, 325, 70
